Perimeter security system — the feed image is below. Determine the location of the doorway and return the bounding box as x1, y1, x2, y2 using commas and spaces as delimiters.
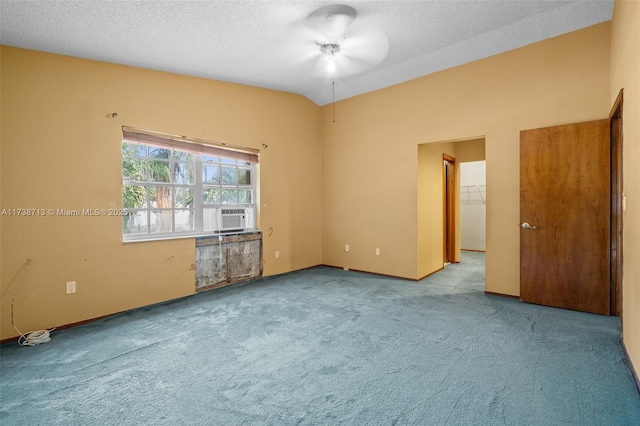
417, 138, 485, 280
519, 93, 624, 317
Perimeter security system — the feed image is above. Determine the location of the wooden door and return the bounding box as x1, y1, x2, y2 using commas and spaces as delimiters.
520, 120, 610, 315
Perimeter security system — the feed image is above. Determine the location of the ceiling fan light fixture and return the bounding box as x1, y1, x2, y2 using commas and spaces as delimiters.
320, 43, 340, 72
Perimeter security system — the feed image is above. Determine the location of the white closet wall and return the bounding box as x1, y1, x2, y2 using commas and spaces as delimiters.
460, 161, 486, 251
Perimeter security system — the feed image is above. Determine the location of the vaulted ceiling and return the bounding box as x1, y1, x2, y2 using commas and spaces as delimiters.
0, 1, 613, 106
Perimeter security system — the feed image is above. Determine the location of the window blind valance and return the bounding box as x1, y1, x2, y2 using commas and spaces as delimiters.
122, 127, 259, 164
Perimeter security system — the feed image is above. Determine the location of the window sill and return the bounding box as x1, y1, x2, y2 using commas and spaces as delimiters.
123, 228, 260, 244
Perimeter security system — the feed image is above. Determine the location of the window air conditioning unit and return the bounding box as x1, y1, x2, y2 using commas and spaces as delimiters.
219, 208, 245, 231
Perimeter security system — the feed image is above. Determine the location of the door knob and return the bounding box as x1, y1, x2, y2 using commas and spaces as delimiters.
521, 222, 537, 230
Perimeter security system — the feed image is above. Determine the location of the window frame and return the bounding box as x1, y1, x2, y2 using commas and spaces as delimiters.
121, 129, 258, 242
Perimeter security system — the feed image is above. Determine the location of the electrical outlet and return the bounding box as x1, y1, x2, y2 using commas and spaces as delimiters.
345, 244, 349, 252
275, 250, 280, 259
66, 281, 76, 294
376, 248, 380, 256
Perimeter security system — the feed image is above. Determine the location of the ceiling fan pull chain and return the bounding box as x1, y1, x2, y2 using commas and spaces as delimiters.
332, 77, 336, 123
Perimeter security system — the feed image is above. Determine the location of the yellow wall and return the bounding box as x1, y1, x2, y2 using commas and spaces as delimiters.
455, 139, 486, 164
0, 47, 322, 340
322, 22, 611, 285
611, 0, 640, 379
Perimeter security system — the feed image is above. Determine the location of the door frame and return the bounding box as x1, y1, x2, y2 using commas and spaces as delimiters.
443, 154, 457, 263
610, 89, 624, 319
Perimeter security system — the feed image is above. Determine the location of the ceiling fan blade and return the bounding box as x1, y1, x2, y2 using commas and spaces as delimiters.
306, 4, 357, 43
340, 25, 389, 66
279, 22, 322, 68
305, 13, 353, 43
286, 41, 321, 65
287, 51, 329, 78
282, 44, 332, 78
333, 54, 376, 78
288, 20, 323, 44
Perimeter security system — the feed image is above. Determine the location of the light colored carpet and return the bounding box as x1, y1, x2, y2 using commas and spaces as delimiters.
1, 252, 639, 425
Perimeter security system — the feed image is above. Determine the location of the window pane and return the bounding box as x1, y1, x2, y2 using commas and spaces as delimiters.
221, 167, 237, 184
123, 210, 148, 234
149, 186, 172, 208
123, 157, 147, 182
203, 165, 220, 184
175, 187, 194, 208
149, 147, 170, 159
222, 188, 238, 204
174, 209, 194, 232
149, 210, 172, 233
123, 185, 147, 209
122, 137, 256, 240
172, 162, 194, 184
149, 160, 171, 183
203, 208, 217, 231
203, 187, 220, 204
123, 143, 146, 157
237, 169, 251, 185
172, 150, 193, 161
238, 189, 252, 204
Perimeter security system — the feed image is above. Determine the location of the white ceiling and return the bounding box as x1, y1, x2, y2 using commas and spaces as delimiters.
0, 1, 614, 106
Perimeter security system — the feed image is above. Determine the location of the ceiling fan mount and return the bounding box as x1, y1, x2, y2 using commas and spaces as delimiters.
319, 43, 341, 58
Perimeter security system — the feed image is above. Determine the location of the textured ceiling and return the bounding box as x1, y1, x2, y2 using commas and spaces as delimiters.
0, 1, 613, 106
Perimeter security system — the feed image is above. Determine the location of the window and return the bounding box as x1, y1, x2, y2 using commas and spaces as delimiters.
121, 129, 258, 241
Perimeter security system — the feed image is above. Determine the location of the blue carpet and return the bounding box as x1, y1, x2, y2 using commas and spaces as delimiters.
1, 252, 639, 425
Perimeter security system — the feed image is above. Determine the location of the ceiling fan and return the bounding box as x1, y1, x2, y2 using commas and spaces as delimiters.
286, 4, 390, 79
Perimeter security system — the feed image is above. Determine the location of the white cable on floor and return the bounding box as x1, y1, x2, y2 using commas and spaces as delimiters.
17, 329, 52, 346
7, 259, 55, 347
